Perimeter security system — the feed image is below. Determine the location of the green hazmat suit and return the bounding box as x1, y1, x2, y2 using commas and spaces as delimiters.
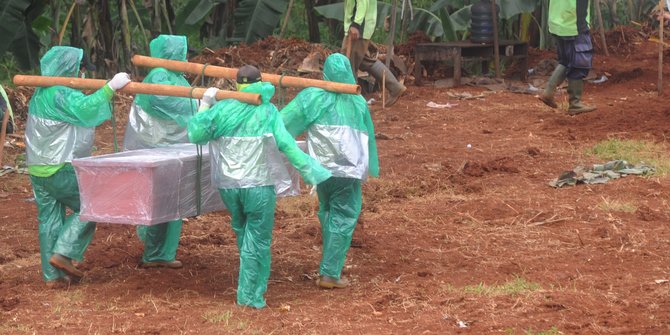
188, 81, 332, 308
26, 46, 114, 282
280, 53, 379, 280
123, 35, 197, 264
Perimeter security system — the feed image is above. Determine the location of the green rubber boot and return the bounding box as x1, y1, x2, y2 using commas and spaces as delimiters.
538, 64, 567, 108
567, 79, 596, 115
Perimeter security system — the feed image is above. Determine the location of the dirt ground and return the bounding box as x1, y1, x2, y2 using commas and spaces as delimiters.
2, 32, 670, 334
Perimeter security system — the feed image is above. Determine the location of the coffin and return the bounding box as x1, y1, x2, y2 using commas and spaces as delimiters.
73, 143, 303, 225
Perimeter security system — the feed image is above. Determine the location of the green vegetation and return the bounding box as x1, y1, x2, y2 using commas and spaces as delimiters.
202, 310, 233, 324
460, 276, 542, 296
597, 197, 637, 213
588, 139, 670, 176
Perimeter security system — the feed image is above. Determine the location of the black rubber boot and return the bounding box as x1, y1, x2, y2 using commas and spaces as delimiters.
538, 64, 567, 108
567, 79, 596, 115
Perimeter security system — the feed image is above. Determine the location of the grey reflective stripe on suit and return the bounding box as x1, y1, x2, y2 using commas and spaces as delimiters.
307, 124, 369, 180
26, 114, 95, 165
123, 103, 189, 151
209, 134, 292, 190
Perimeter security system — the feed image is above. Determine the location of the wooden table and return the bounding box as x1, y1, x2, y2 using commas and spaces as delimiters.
414, 40, 529, 86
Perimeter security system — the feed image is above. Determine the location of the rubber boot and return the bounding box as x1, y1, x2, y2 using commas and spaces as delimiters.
538, 64, 567, 108
368, 60, 406, 107
567, 79, 596, 115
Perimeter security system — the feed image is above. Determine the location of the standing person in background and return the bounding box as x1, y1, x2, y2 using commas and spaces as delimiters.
343, 0, 406, 107
539, 0, 596, 115
280, 53, 379, 289
187, 66, 332, 308
26, 46, 130, 287
123, 34, 197, 270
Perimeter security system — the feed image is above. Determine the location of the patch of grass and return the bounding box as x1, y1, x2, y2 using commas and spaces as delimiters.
461, 277, 542, 296
597, 197, 637, 213
588, 139, 669, 175
202, 310, 233, 325
504, 326, 561, 335
0, 323, 34, 333
525, 326, 561, 335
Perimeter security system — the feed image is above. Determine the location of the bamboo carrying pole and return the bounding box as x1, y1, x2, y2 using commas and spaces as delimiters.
12, 75, 262, 105
132, 55, 361, 95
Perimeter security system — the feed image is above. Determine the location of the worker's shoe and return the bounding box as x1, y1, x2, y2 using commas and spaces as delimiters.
49, 254, 84, 279
368, 60, 406, 108
317, 275, 350, 289
567, 79, 596, 115
45, 275, 75, 289
139, 260, 183, 269
538, 64, 567, 108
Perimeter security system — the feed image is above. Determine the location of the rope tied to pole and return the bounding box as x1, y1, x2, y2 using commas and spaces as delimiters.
278, 72, 287, 108
188, 86, 203, 216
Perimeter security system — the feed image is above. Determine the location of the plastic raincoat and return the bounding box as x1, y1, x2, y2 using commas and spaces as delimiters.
26, 46, 114, 282
280, 53, 379, 280
123, 35, 196, 264
188, 81, 331, 308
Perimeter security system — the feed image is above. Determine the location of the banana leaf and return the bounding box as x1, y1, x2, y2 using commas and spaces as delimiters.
0, 0, 46, 70
175, 0, 226, 33
232, 0, 289, 43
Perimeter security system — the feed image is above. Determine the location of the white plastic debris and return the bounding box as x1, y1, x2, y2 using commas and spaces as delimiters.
457, 320, 468, 328
427, 101, 457, 109
655, 279, 669, 284
367, 98, 376, 105
589, 75, 608, 84
527, 83, 540, 92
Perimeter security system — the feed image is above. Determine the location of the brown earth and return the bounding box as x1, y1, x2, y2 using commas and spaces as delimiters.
2, 33, 670, 334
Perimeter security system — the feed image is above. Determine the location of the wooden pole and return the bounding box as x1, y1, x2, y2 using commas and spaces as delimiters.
382, 70, 386, 109
595, 0, 610, 56
132, 55, 361, 94
491, 0, 501, 78
345, 34, 352, 59
659, 0, 665, 95
385, 0, 398, 69
12, 75, 262, 105
58, 1, 78, 45
279, 0, 295, 38
0, 106, 9, 167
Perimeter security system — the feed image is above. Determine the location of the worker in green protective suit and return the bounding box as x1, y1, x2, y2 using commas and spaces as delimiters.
26, 46, 131, 287
123, 35, 197, 269
187, 65, 332, 308
280, 53, 379, 289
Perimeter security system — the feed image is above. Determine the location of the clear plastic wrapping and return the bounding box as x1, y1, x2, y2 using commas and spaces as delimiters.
73, 143, 304, 225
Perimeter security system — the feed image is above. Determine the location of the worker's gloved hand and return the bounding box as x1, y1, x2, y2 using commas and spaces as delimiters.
107, 72, 131, 91
200, 87, 218, 109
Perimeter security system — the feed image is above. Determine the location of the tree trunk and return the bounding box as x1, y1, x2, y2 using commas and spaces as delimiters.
51, 1, 60, 46
118, 0, 134, 74
70, 4, 81, 48
99, 0, 116, 75
304, 0, 320, 42
151, 0, 162, 38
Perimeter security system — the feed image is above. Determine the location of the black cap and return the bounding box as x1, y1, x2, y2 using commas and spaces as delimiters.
236, 65, 261, 84
80, 54, 96, 71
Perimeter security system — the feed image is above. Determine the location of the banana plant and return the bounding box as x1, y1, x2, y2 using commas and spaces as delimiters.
0, 0, 48, 70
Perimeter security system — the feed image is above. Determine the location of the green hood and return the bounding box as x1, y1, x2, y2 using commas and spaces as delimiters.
241, 81, 275, 104
323, 53, 356, 84
40, 46, 83, 77
150, 35, 188, 61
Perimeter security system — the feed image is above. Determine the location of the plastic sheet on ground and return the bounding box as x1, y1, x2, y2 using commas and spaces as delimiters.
549, 160, 654, 188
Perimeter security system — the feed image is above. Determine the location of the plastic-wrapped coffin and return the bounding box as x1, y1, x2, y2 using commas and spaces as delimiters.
73, 143, 304, 225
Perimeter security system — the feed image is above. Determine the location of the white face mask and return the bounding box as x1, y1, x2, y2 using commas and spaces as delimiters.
80, 72, 86, 79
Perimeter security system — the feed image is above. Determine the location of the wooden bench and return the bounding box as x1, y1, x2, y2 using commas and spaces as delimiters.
414, 40, 529, 86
